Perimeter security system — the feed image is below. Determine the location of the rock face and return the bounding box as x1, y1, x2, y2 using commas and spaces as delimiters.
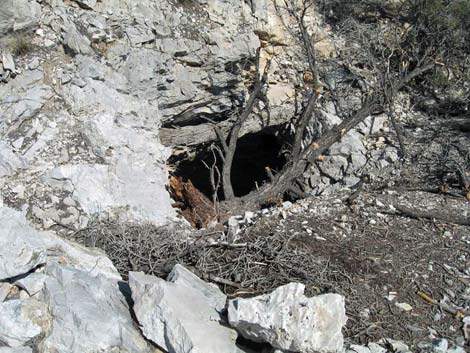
129, 265, 240, 353
0, 207, 47, 280
0, 207, 158, 353
228, 283, 347, 353
0, 0, 394, 227
39, 263, 154, 353
0, 0, 277, 227
43, 112, 175, 225
0, 0, 41, 35
0, 299, 49, 348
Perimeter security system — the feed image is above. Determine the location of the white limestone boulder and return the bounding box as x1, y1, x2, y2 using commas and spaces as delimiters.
129, 265, 240, 353
0, 298, 50, 348
0, 207, 47, 280
38, 263, 155, 353
228, 283, 347, 353
0, 207, 120, 282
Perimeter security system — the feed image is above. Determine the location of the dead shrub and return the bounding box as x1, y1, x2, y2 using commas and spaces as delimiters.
9, 33, 34, 56
74, 217, 341, 297
74, 219, 192, 280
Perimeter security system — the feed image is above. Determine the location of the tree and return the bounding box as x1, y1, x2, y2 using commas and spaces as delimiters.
200, 0, 467, 219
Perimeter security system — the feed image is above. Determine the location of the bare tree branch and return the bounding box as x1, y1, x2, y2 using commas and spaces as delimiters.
221, 49, 272, 200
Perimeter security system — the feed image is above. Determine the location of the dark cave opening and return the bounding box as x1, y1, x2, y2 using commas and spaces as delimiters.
169, 131, 287, 200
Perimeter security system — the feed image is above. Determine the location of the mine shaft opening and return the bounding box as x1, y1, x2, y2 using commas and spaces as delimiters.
169, 131, 287, 201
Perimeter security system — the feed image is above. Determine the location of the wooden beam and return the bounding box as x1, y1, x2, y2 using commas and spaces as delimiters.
159, 112, 290, 147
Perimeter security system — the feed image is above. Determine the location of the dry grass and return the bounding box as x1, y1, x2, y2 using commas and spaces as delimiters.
8, 33, 34, 56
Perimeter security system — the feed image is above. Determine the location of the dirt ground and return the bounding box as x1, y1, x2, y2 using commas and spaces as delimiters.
223, 189, 470, 351
78, 187, 470, 352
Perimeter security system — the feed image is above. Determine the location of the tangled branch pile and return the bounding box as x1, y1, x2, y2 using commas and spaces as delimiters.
75, 220, 191, 279
74, 218, 346, 297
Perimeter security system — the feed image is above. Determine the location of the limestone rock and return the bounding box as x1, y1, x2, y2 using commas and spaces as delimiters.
129, 266, 239, 353
0, 348, 33, 353
0, 298, 50, 348
346, 340, 412, 353
42, 110, 176, 226
0, 142, 26, 178
315, 39, 337, 58
39, 263, 154, 353
347, 344, 387, 353
62, 22, 93, 55
0, 207, 47, 280
15, 272, 48, 297
0, 206, 120, 281
0, 0, 41, 35
0, 283, 12, 302
1, 52, 16, 73
228, 283, 347, 353
0, 69, 53, 137
167, 264, 227, 313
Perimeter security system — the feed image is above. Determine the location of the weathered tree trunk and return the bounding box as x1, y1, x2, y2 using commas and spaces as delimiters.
217, 63, 434, 217
159, 113, 289, 147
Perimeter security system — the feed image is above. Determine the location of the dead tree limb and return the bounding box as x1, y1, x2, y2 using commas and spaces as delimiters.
202, 146, 222, 216
290, 1, 321, 159
387, 109, 407, 158
225, 63, 435, 212
216, 49, 272, 200
160, 110, 288, 147
394, 204, 470, 226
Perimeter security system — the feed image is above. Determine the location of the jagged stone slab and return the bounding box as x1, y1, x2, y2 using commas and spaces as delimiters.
228, 283, 347, 353
63, 21, 93, 55
167, 264, 227, 313
129, 266, 239, 353
39, 263, 154, 353
0, 207, 120, 281
1, 52, 15, 72
14, 272, 48, 297
0, 299, 50, 348
0, 0, 41, 34
0, 208, 47, 280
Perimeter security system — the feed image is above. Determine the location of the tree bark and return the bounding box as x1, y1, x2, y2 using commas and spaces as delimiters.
219, 63, 434, 214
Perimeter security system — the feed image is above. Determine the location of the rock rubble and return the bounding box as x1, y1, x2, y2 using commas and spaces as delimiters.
0, 205, 350, 353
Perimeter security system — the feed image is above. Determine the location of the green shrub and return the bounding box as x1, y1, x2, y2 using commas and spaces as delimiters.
410, 0, 470, 53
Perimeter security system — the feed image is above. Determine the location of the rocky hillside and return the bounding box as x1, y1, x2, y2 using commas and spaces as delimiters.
0, 0, 405, 230
0, 0, 469, 352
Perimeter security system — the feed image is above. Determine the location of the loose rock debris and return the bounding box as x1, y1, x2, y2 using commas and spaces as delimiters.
76, 188, 470, 353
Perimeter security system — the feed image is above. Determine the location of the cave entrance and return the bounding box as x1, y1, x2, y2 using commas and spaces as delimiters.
231, 132, 286, 197
169, 131, 287, 201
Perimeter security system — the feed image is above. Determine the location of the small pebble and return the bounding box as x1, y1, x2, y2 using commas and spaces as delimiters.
395, 302, 413, 312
